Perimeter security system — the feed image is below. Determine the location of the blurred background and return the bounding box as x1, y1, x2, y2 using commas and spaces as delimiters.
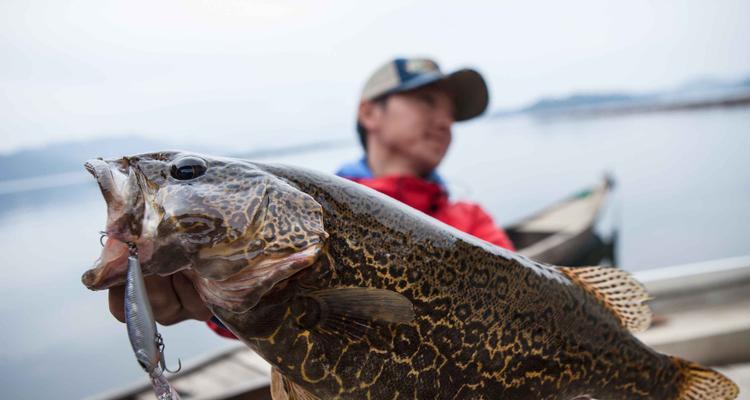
1, 1, 749, 399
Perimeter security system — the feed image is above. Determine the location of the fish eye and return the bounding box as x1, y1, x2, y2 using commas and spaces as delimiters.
170, 157, 207, 180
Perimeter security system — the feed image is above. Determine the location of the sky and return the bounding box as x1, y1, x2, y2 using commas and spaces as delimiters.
1, 0, 749, 155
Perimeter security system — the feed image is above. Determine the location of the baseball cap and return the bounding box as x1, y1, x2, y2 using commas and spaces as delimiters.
360, 57, 489, 121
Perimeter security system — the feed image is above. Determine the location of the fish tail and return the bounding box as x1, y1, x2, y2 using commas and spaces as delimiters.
671, 356, 738, 400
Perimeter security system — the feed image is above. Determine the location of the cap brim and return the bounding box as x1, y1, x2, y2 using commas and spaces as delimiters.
442, 69, 489, 121
374, 67, 489, 121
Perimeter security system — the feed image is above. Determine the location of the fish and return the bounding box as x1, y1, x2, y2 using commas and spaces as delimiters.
82, 151, 739, 400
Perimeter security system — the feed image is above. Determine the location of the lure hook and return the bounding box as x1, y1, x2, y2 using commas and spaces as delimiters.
128, 242, 138, 257
99, 231, 107, 247
156, 333, 182, 373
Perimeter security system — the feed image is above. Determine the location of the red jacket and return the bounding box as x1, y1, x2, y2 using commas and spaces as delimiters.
207, 166, 515, 338
349, 175, 515, 250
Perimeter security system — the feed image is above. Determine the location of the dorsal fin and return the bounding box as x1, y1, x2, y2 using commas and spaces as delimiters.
559, 266, 652, 333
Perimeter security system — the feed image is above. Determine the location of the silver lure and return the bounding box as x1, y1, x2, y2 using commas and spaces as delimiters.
124, 244, 182, 400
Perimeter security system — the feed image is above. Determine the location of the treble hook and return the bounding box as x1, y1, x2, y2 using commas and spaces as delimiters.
156, 333, 182, 373
128, 242, 138, 257
99, 231, 107, 247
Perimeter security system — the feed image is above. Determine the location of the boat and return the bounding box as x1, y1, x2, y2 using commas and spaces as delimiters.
505, 174, 616, 266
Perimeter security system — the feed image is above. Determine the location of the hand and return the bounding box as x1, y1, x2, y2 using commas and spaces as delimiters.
108, 271, 213, 325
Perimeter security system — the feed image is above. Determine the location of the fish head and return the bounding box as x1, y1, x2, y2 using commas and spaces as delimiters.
82, 151, 327, 312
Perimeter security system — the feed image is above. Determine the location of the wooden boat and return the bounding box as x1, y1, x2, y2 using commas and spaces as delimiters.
505, 175, 616, 266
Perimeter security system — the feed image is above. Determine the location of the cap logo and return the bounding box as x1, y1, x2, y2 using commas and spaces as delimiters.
405, 59, 439, 74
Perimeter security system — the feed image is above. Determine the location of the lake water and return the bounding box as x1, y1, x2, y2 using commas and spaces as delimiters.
1, 107, 749, 399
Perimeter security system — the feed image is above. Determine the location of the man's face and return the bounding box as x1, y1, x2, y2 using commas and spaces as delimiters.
371, 85, 455, 175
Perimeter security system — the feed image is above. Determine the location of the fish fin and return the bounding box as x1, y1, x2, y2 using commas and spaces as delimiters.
671, 356, 739, 400
559, 266, 652, 333
271, 368, 320, 400
301, 287, 415, 335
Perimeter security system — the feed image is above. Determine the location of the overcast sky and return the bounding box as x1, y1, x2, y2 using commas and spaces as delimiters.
1, 0, 749, 154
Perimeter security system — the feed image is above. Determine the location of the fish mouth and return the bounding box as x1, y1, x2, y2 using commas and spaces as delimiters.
82, 158, 152, 290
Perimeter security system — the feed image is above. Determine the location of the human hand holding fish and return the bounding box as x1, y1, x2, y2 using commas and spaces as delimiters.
82, 151, 740, 400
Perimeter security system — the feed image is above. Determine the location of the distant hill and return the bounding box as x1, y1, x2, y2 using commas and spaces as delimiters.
522, 93, 647, 113
0, 137, 170, 182
494, 74, 750, 118
0, 136, 354, 183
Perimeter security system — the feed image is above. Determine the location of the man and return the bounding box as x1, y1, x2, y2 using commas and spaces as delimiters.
336, 57, 515, 249
107, 57, 514, 337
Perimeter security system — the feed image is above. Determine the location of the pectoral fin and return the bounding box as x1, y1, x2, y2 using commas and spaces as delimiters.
296, 287, 415, 338
559, 266, 652, 333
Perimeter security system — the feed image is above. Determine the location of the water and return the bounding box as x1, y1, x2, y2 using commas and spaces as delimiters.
1, 108, 749, 399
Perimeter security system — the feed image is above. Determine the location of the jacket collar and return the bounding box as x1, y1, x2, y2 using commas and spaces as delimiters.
335, 157, 447, 187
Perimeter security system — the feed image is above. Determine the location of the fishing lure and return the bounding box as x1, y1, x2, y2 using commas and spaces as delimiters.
124, 243, 182, 400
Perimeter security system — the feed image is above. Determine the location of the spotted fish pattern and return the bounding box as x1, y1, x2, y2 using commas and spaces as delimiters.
82, 151, 739, 400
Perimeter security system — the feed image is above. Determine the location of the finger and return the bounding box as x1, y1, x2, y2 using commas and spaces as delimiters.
143, 274, 184, 325
158, 308, 194, 326
172, 272, 212, 321
108, 285, 126, 323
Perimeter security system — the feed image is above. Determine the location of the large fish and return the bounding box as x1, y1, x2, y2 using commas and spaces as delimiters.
82, 151, 738, 400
